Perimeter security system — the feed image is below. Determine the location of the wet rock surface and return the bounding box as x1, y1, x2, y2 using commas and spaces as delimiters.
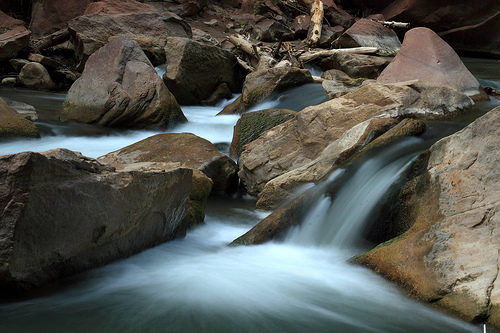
0, 148, 195, 291
353, 105, 500, 326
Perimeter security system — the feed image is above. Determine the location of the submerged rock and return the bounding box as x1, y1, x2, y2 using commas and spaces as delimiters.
2, 97, 38, 121
0, 148, 195, 291
0, 97, 39, 138
98, 132, 238, 194
353, 105, 500, 327
60, 36, 186, 129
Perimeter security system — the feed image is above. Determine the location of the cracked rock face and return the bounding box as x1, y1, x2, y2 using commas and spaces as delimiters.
353, 105, 500, 327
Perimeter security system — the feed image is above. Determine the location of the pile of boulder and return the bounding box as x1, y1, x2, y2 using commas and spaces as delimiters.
1, 1, 500, 328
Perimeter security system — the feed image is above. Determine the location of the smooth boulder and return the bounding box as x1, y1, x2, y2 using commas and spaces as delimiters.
377, 27, 487, 100
60, 36, 186, 129
18, 62, 55, 90
163, 37, 242, 105
0, 148, 196, 291
353, 105, 500, 327
98, 133, 238, 194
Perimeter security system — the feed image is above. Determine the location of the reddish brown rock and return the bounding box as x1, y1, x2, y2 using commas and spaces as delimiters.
29, 0, 93, 38
377, 27, 486, 100
84, 0, 158, 15
0, 26, 30, 62
99, 133, 238, 193
68, 11, 192, 69
0, 10, 25, 34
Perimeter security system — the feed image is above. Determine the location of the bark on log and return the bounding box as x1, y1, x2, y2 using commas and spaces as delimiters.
299, 46, 379, 62
29, 29, 70, 52
306, 0, 324, 47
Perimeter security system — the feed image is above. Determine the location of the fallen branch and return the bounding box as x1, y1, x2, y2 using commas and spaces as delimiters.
299, 46, 378, 62
376, 20, 411, 29
235, 56, 254, 72
228, 34, 263, 59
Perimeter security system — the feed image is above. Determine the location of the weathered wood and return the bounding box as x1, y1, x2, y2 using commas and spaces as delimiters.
29, 29, 70, 52
299, 46, 379, 62
235, 56, 254, 72
228, 34, 263, 58
376, 20, 411, 29
306, 0, 324, 47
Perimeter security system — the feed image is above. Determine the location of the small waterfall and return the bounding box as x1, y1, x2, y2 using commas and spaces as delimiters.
287, 137, 425, 250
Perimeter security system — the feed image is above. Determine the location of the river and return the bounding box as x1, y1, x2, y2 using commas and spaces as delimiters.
0, 58, 499, 332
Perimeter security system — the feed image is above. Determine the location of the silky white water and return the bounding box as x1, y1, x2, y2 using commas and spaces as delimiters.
0, 202, 479, 332
1, 59, 498, 332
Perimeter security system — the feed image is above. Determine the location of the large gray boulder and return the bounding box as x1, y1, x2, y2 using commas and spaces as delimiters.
99, 133, 238, 194
0, 148, 198, 291
238, 80, 473, 200
60, 36, 186, 129
163, 37, 242, 105
353, 105, 500, 328
68, 11, 192, 69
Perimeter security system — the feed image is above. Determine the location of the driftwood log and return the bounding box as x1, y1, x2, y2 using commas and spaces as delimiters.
29, 29, 70, 53
299, 46, 378, 62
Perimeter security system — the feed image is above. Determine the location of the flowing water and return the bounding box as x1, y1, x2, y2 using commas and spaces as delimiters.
0, 60, 499, 332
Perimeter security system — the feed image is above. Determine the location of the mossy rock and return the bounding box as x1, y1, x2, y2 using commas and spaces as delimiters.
0, 98, 40, 138
229, 108, 297, 158
183, 169, 213, 228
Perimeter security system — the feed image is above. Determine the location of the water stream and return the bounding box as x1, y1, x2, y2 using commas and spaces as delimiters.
0, 60, 499, 332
